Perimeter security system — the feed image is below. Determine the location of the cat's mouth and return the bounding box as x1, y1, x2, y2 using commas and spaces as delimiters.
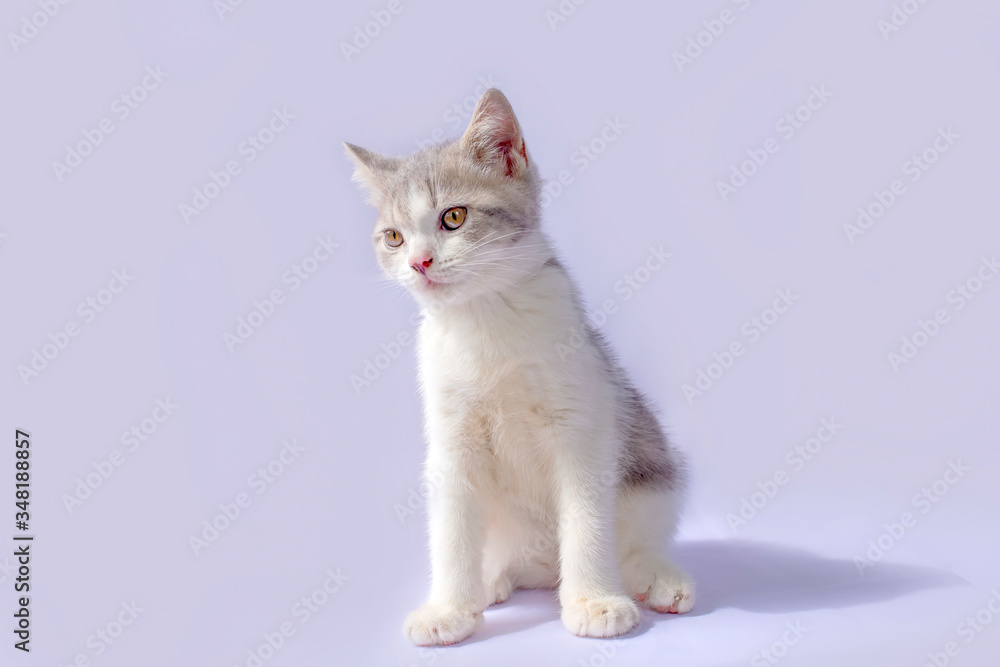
414, 274, 449, 291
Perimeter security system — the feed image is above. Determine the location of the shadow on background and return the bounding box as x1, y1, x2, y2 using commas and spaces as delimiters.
468, 538, 967, 642
673, 539, 966, 616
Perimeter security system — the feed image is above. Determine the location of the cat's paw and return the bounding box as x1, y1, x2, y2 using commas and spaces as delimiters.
403, 603, 483, 646
560, 594, 640, 638
625, 558, 695, 614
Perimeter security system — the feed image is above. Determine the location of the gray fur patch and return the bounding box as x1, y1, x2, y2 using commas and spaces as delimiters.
425, 175, 437, 209
585, 326, 684, 493
616, 384, 682, 492
479, 206, 526, 229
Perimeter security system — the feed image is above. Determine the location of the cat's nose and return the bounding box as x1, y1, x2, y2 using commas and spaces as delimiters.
410, 256, 433, 275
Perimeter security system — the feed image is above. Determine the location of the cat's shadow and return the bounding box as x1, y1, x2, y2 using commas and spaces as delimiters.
467, 539, 966, 643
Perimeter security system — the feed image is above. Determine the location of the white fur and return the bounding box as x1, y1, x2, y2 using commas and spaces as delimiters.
402, 231, 692, 645
346, 89, 693, 646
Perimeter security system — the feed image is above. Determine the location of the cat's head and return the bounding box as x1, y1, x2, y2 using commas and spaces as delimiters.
345, 88, 547, 307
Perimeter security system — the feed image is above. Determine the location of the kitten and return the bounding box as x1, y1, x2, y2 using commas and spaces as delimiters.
346, 89, 694, 645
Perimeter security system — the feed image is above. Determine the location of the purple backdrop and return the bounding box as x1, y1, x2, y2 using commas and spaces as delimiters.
2, 1, 999, 665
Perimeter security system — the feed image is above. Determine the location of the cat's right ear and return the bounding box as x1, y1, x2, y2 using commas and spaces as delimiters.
344, 142, 397, 203
461, 89, 528, 179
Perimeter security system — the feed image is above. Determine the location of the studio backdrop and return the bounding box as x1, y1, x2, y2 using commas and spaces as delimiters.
2, 1, 999, 666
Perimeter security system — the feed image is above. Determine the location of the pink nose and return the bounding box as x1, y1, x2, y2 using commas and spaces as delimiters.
410, 256, 433, 275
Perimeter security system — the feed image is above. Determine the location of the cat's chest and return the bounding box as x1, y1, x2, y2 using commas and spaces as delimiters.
424, 323, 564, 479
420, 308, 581, 445
424, 321, 553, 407
419, 296, 567, 397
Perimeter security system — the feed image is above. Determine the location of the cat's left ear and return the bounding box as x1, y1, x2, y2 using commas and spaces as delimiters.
344, 142, 398, 203
460, 89, 529, 179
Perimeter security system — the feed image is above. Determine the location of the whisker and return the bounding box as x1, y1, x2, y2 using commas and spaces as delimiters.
439, 244, 551, 268
449, 230, 523, 259
455, 254, 549, 269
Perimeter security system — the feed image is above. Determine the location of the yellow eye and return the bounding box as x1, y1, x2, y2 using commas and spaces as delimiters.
441, 206, 467, 231
384, 229, 404, 248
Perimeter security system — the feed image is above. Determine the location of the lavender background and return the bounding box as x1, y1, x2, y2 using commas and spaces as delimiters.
2, 1, 999, 665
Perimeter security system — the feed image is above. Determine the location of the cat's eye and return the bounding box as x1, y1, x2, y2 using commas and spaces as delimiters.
384, 229, 404, 248
440, 206, 467, 231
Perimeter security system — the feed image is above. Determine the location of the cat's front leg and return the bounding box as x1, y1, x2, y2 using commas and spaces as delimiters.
555, 447, 640, 638
403, 439, 490, 646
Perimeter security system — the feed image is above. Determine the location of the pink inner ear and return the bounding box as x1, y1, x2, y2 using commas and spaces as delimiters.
464, 91, 527, 177
494, 139, 527, 178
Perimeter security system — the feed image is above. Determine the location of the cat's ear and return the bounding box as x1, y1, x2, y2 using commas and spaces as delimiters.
460, 89, 529, 179
344, 142, 398, 202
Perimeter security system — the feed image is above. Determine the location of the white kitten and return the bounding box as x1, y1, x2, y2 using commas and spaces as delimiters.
346, 89, 694, 646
